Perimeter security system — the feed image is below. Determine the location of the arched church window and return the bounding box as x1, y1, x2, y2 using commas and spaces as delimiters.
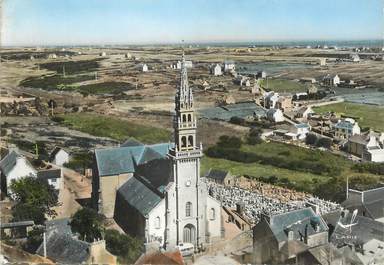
181, 136, 187, 148
155, 216, 160, 229
188, 136, 193, 147
188, 114, 192, 122
210, 208, 215, 220
182, 114, 187, 123
186, 202, 192, 217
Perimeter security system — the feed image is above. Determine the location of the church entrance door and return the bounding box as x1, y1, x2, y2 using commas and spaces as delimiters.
183, 224, 196, 243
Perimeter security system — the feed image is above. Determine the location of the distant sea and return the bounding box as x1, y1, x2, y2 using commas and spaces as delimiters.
20, 39, 383, 49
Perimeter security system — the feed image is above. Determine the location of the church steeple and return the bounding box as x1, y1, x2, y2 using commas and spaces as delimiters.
173, 52, 198, 152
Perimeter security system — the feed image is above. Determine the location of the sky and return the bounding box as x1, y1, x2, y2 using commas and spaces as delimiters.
1, 0, 383, 46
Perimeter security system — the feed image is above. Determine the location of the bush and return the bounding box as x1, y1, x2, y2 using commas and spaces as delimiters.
70, 208, 104, 242
306, 133, 317, 145
105, 229, 143, 264
218, 135, 242, 149
352, 162, 384, 175
316, 137, 332, 149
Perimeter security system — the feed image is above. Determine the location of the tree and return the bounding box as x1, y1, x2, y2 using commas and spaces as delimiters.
70, 208, 104, 242
247, 127, 262, 145
316, 137, 332, 149
10, 177, 58, 224
24, 226, 44, 253
305, 133, 318, 145
105, 229, 143, 264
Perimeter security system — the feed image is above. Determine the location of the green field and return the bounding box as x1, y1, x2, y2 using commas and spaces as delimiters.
201, 156, 329, 191
39, 59, 101, 74
313, 102, 384, 131
58, 113, 171, 144
260, 78, 307, 93
76, 82, 136, 95
20, 74, 94, 91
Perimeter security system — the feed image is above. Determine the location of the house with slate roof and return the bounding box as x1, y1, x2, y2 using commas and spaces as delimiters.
347, 131, 384, 162
36, 218, 116, 264
343, 186, 384, 222
205, 169, 234, 186
49, 147, 70, 166
0, 150, 36, 195
37, 168, 62, 190
252, 207, 329, 264
92, 53, 222, 252
332, 118, 360, 140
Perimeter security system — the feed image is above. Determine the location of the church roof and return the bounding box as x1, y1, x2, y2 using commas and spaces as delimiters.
94, 143, 173, 177
205, 169, 230, 182
117, 176, 162, 216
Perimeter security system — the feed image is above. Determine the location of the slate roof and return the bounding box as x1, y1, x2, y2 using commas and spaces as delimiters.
331, 215, 384, 246
295, 123, 310, 129
117, 176, 163, 216
334, 120, 355, 130
94, 142, 173, 177
206, 169, 230, 182
36, 218, 90, 264
0, 220, 34, 229
0, 151, 19, 176
37, 169, 61, 180
269, 208, 328, 243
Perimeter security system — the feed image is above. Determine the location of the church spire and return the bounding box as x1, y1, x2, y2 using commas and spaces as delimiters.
173, 51, 197, 152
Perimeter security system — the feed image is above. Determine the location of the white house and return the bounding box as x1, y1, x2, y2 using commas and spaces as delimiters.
49, 147, 70, 167
348, 131, 384, 162
266, 108, 285, 123
37, 168, 62, 191
323, 74, 340, 87
294, 123, 311, 139
264, 92, 279, 109
211, 64, 222, 76
141, 64, 148, 72
295, 106, 314, 120
350, 54, 360, 63
224, 60, 235, 72
0, 151, 37, 194
332, 118, 360, 140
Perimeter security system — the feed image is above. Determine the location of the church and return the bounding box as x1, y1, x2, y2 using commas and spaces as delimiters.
91, 53, 222, 251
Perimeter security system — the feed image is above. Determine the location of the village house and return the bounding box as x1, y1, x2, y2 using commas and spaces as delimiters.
266, 108, 285, 123
234, 75, 250, 87
347, 131, 384, 162
224, 60, 235, 72
49, 147, 70, 166
92, 54, 222, 251
319, 58, 327, 66
294, 123, 311, 139
307, 84, 318, 95
0, 150, 36, 196
205, 169, 235, 186
332, 118, 360, 140
37, 168, 62, 191
47, 53, 57, 59
252, 208, 329, 264
210, 64, 222, 76
275, 96, 292, 112
99, 52, 107, 57
37, 218, 116, 264
140, 63, 149, 72
263, 91, 279, 109
350, 53, 360, 63
295, 106, 314, 120
342, 186, 384, 222
322, 74, 340, 87
256, 71, 267, 79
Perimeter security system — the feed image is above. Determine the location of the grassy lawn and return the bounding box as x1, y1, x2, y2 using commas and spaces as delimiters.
20, 74, 94, 91
58, 113, 171, 144
201, 156, 328, 192
313, 102, 384, 132
76, 82, 136, 95
260, 78, 307, 93
39, 59, 101, 74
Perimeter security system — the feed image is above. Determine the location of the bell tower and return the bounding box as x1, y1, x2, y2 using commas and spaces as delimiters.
168, 51, 204, 248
